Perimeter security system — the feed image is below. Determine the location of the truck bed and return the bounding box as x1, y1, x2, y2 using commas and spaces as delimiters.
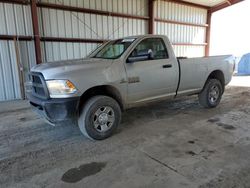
177, 55, 234, 96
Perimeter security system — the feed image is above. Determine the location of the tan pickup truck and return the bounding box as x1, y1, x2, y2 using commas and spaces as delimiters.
28, 34, 235, 140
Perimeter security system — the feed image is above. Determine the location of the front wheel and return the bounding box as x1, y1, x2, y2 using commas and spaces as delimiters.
198, 79, 223, 108
78, 95, 121, 140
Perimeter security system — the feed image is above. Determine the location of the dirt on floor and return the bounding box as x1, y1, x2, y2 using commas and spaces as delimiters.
1, 81, 250, 187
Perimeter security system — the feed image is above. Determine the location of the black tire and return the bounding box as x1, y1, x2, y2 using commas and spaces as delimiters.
78, 95, 121, 140
198, 79, 223, 108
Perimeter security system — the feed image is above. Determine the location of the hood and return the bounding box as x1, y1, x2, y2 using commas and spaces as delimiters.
31, 58, 113, 79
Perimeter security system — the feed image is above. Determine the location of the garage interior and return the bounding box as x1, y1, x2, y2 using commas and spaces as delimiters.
0, 0, 249, 187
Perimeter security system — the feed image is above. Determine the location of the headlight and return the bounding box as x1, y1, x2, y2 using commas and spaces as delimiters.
46, 80, 77, 98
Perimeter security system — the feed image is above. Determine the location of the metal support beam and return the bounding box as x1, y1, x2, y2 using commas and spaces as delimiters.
148, 0, 155, 34
40, 37, 206, 46
0, 0, 29, 5
205, 10, 212, 56
210, 0, 244, 12
30, 0, 42, 64
37, 2, 149, 21
155, 18, 208, 28
0, 35, 33, 41
40, 37, 105, 43
173, 43, 207, 46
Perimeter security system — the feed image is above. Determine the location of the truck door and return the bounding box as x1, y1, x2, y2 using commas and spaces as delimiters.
125, 37, 179, 104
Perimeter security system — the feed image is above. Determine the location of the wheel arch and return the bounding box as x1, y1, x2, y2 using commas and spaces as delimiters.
78, 85, 124, 112
205, 70, 225, 93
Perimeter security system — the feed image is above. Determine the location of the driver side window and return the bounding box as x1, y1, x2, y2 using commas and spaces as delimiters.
130, 38, 169, 60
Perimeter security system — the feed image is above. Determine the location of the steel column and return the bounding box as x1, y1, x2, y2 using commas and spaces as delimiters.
30, 0, 42, 64
148, 0, 155, 34
205, 10, 212, 56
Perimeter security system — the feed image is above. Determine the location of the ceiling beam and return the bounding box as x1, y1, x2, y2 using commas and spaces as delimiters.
210, 0, 244, 12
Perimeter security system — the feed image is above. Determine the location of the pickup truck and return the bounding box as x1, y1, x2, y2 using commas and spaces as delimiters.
28, 35, 235, 140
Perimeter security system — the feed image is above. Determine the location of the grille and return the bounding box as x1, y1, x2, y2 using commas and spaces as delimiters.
31, 73, 49, 99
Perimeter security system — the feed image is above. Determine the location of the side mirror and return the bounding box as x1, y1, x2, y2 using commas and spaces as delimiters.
127, 49, 154, 63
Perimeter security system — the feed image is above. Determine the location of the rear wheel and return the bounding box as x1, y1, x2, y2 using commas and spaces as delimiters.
78, 95, 121, 140
198, 79, 223, 108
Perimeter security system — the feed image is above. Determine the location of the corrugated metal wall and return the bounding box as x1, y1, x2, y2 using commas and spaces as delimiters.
154, 0, 207, 57
0, 3, 36, 101
39, 0, 148, 62
0, 3, 33, 35
41, 42, 99, 62
0, 41, 21, 101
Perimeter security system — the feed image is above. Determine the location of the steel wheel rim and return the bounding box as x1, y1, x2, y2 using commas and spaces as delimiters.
93, 106, 115, 133
208, 85, 220, 103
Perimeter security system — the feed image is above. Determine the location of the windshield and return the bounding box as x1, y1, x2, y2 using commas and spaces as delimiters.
94, 38, 136, 59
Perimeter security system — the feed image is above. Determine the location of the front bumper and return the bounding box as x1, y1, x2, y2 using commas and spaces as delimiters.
28, 94, 80, 124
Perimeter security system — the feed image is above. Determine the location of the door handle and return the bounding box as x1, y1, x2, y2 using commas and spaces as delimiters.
162, 64, 172, 68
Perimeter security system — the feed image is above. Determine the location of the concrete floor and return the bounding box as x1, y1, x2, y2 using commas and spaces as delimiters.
1, 76, 250, 188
